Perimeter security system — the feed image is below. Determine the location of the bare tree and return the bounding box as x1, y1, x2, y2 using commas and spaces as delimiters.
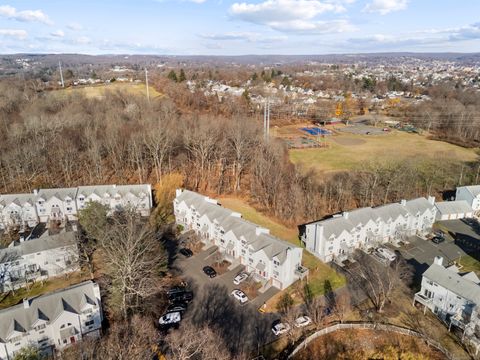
164, 321, 231, 360
100, 211, 167, 319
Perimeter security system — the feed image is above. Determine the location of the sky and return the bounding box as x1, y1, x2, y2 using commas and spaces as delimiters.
0, 0, 479, 55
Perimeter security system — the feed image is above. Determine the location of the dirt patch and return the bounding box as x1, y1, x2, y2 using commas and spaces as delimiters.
333, 137, 366, 146
294, 328, 446, 360
211, 260, 231, 276
239, 279, 261, 299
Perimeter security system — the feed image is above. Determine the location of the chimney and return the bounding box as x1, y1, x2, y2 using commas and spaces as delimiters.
400, 199, 407, 206
343, 211, 349, 220
33, 189, 38, 196
428, 196, 435, 205
23, 298, 30, 309
433, 256, 443, 266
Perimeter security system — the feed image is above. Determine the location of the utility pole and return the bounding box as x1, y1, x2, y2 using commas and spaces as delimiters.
145, 67, 150, 103
58, 61, 65, 88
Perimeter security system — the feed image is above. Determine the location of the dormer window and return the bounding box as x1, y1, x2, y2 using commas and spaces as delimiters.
79, 197, 84, 202
38, 200, 44, 205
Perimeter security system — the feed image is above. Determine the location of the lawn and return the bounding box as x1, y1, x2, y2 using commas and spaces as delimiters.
218, 196, 345, 309
456, 254, 480, 275
289, 129, 478, 173
53, 82, 163, 100
0, 271, 89, 310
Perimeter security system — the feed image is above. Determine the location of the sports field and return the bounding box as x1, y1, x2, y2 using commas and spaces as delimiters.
288, 127, 478, 173
54, 82, 162, 100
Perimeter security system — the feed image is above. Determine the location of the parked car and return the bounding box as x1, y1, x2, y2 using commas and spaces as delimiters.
159, 311, 181, 328
203, 266, 217, 278
231, 289, 249, 304
167, 302, 188, 313
167, 286, 187, 296
271, 320, 291, 336
294, 315, 312, 328
179, 248, 193, 257
434, 230, 445, 239
432, 236, 445, 244
376, 247, 396, 262
168, 291, 193, 303
233, 272, 249, 285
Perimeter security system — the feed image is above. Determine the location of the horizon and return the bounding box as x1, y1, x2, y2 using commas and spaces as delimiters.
0, 1, 479, 55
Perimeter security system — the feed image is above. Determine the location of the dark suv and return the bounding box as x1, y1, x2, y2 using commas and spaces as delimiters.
168, 291, 193, 303
202, 266, 217, 278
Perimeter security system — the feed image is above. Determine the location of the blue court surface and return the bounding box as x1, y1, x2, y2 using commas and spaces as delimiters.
301, 127, 331, 136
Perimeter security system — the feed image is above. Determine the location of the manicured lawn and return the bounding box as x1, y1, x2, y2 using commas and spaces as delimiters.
0, 271, 89, 310
456, 254, 480, 275
218, 196, 345, 309
289, 130, 478, 173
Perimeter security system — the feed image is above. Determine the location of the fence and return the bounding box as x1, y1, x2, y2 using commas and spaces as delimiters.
288, 321, 455, 359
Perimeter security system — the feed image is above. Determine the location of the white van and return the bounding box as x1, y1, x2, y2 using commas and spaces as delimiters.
376, 247, 397, 262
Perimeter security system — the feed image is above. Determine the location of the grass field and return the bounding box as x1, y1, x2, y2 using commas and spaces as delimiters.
54, 82, 163, 100
218, 196, 345, 310
456, 254, 480, 275
288, 128, 478, 173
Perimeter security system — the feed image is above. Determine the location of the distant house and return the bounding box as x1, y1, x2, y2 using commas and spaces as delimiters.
300, 197, 436, 263
0, 230, 79, 292
174, 189, 305, 290
0, 281, 103, 359
456, 185, 480, 217
0, 194, 38, 231
435, 200, 474, 221
414, 256, 480, 351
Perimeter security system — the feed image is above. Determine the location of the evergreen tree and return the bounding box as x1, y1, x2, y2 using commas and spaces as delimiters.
167, 70, 178, 82
251, 72, 258, 81
179, 68, 186, 82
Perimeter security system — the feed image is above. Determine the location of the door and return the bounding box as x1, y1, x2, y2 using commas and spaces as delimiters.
70, 336, 76, 344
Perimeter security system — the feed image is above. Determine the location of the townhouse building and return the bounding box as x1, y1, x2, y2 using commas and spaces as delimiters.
0, 184, 153, 231
0, 194, 38, 231
0, 231, 79, 292
414, 256, 480, 350
174, 189, 304, 290
456, 185, 480, 216
0, 281, 103, 360
300, 197, 436, 262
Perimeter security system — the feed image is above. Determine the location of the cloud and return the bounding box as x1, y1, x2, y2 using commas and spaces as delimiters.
0, 5, 52, 24
363, 0, 408, 15
50, 30, 65, 38
199, 31, 287, 42
0, 29, 27, 39
229, 0, 354, 34
344, 23, 480, 50
67, 22, 83, 31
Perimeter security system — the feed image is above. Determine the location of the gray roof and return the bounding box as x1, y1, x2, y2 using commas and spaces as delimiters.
435, 200, 473, 215
37, 188, 78, 201
77, 184, 150, 198
0, 231, 76, 260
424, 263, 480, 304
0, 281, 99, 342
0, 194, 37, 207
463, 185, 480, 198
309, 197, 434, 239
176, 190, 300, 263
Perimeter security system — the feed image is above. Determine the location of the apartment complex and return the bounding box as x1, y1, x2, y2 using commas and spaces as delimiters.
301, 197, 436, 262
174, 189, 304, 290
0, 184, 153, 231
0, 281, 103, 360
0, 231, 79, 292
456, 185, 480, 216
414, 257, 480, 348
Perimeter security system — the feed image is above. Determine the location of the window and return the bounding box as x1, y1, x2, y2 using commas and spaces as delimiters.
66, 207, 72, 211
273, 271, 279, 276
85, 320, 94, 327
273, 260, 280, 266
83, 308, 93, 314
10, 336, 21, 343
249, 258, 253, 263
35, 324, 46, 331
241, 249, 246, 255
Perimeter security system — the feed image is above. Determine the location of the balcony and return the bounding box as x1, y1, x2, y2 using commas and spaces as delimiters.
414, 292, 433, 307
295, 265, 309, 280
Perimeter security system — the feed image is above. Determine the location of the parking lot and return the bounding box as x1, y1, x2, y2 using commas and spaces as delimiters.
396, 219, 480, 283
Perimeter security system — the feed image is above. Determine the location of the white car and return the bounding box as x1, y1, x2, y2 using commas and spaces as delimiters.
159, 311, 181, 326
233, 272, 249, 285
376, 247, 396, 262
294, 315, 312, 328
231, 289, 249, 304
272, 321, 291, 336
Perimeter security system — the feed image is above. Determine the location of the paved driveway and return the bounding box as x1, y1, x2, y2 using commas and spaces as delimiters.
397, 219, 480, 284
